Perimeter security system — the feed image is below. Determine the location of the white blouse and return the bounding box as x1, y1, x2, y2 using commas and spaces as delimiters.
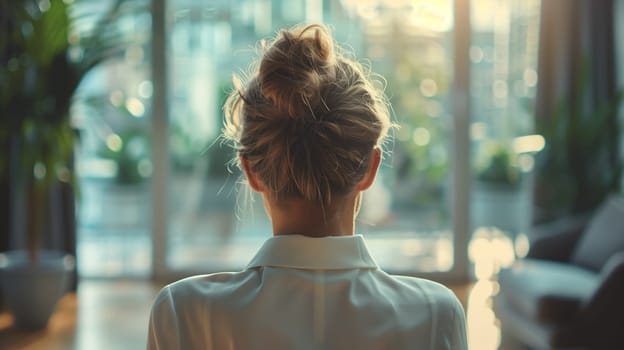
147, 234, 467, 350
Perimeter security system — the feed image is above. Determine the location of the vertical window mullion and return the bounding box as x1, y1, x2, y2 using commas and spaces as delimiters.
451, 0, 471, 282
151, 0, 169, 280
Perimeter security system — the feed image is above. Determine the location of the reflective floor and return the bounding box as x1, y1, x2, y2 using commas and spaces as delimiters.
0, 281, 157, 350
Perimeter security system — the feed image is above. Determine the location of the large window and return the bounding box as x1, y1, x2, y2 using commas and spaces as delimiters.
73, 0, 541, 281
73, 0, 153, 277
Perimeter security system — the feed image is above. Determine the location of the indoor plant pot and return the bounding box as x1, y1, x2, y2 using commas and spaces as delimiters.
472, 180, 531, 235
0, 251, 74, 329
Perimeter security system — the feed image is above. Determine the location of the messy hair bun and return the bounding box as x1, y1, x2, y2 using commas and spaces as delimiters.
258, 25, 335, 118
224, 24, 391, 207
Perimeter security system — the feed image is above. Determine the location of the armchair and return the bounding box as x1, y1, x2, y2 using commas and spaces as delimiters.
494, 194, 624, 349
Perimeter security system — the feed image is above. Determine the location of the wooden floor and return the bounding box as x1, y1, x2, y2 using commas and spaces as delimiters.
0, 281, 158, 350
0, 279, 500, 350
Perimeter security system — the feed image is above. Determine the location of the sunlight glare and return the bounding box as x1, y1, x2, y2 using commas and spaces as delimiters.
512, 134, 545, 153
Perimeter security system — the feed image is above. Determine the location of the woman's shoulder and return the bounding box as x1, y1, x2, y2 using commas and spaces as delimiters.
384, 274, 466, 346
381, 273, 464, 313
155, 270, 259, 307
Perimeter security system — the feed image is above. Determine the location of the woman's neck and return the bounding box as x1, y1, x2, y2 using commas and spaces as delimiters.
266, 195, 358, 237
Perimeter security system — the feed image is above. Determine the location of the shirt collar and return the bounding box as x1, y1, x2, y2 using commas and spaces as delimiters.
246, 234, 379, 270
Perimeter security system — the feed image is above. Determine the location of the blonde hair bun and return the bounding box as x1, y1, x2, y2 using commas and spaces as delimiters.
224, 23, 392, 206
259, 24, 335, 119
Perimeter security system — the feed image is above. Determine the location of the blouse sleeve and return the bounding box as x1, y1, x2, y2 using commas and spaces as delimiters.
428, 285, 468, 350
451, 297, 468, 350
147, 286, 180, 350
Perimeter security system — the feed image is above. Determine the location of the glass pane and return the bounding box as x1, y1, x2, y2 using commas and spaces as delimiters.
73, 0, 153, 277
167, 0, 455, 273
468, 0, 541, 273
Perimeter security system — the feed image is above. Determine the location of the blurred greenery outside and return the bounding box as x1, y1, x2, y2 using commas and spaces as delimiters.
67, 0, 542, 229
71, 0, 152, 186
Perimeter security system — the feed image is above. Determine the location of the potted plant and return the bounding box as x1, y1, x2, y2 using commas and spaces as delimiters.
0, 0, 142, 329
471, 140, 531, 235
533, 59, 623, 224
